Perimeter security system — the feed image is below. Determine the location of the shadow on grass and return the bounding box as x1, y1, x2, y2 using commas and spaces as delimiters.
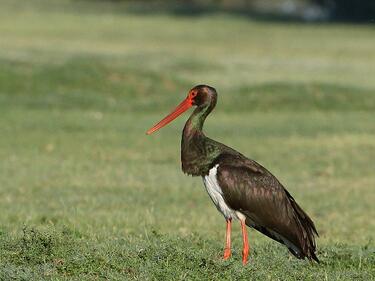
127, 3, 307, 23
80, 1, 375, 25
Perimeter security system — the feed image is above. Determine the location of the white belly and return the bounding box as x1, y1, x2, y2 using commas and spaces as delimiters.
202, 164, 241, 220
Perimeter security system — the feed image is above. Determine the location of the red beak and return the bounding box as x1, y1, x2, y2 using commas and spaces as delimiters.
146, 96, 193, 135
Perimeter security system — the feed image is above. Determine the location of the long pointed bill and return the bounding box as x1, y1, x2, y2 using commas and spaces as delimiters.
146, 97, 193, 135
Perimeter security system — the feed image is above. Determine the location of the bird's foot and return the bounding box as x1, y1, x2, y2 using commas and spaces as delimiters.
242, 249, 249, 265
223, 248, 231, 260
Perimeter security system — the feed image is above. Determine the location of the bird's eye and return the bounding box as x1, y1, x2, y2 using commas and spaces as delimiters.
191, 92, 197, 97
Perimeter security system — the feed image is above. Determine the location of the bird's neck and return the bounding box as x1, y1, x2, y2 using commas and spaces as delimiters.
182, 104, 211, 138
181, 104, 216, 176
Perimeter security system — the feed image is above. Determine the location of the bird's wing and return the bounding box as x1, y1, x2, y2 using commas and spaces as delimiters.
214, 153, 319, 261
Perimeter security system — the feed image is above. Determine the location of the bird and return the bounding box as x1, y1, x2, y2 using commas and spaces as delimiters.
146, 85, 319, 265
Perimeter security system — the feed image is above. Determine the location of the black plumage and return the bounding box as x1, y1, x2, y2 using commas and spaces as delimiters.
214, 153, 319, 262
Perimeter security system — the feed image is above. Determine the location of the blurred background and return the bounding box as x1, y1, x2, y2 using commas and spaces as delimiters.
0, 0, 374, 279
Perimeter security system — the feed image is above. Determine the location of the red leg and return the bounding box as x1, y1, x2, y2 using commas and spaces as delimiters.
223, 218, 232, 260
240, 219, 249, 265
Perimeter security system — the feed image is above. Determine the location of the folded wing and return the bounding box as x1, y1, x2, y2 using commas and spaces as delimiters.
214, 153, 319, 262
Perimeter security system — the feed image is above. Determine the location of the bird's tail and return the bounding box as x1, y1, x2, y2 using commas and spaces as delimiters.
286, 190, 319, 263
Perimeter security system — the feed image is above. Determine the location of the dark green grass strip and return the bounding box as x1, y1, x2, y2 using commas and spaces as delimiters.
1, 58, 374, 113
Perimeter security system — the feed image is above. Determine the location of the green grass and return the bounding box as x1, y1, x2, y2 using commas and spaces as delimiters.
0, 0, 374, 280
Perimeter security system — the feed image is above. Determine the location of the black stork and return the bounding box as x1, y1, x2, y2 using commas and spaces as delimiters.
146, 85, 319, 264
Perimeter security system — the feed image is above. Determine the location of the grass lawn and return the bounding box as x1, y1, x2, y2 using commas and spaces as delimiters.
0, 0, 374, 280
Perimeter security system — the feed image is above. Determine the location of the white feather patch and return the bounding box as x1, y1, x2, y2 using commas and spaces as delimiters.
202, 164, 240, 220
